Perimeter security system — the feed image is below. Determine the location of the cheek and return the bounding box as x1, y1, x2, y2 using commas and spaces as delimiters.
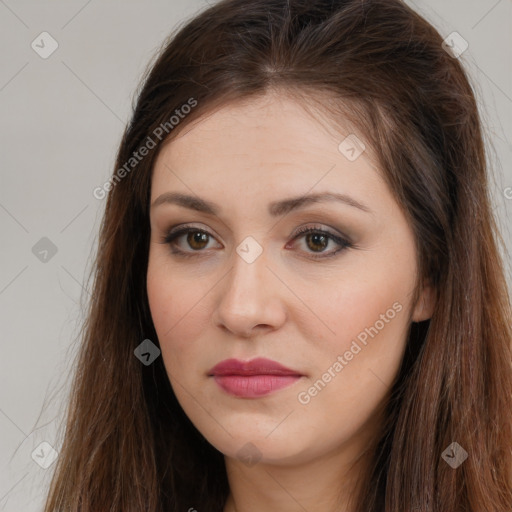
146, 256, 214, 373
287, 288, 411, 457
290, 250, 414, 358
289, 249, 415, 410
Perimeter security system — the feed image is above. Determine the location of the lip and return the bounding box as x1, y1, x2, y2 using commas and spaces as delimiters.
208, 358, 303, 398
209, 357, 301, 376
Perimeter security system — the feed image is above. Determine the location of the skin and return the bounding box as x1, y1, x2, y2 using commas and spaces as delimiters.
147, 90, 435, 512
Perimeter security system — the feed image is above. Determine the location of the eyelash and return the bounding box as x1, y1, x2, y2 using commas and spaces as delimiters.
159, 224, 354, 260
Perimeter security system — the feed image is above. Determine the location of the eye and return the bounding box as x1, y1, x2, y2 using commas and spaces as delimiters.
159, 223, 354, 259
160, 224, 221, 256
287, 225, 353, 259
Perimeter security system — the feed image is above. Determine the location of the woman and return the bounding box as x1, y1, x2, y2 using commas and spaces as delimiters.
43, 0, 512, 510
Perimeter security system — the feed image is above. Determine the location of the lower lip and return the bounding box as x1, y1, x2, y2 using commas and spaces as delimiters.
212, 374, 301, 398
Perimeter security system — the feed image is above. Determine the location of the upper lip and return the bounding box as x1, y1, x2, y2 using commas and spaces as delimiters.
208, 358, 302, 376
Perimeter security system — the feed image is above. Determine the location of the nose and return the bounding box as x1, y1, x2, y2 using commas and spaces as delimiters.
211, 242, 287, 338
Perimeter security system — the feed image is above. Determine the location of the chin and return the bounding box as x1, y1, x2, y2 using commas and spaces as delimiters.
200, 423, 314, 466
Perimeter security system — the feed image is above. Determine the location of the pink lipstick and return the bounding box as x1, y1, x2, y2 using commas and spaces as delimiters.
208, 357, 303, 398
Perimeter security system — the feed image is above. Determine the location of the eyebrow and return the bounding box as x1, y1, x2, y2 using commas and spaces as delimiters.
150, 191, 372, 216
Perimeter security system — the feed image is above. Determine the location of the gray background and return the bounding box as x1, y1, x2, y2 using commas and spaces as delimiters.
0, 1, 510, 510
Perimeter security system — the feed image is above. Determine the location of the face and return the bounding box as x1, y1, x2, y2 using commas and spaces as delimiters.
147, 90, 433, 469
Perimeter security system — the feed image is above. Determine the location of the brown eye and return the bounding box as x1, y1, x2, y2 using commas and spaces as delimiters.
304, 232, 329, 253
186, 230, 210, 250
289, 226, 353, 259
162, 226, 221, 256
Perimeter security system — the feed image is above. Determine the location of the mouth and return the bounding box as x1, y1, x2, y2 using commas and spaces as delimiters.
208, 357, 304, 398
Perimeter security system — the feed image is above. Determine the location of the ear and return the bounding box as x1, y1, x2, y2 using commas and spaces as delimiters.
411, 280, 436, 322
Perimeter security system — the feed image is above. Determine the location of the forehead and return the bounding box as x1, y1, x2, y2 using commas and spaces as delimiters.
164, 92, 341, 153
150, 91, 385, 206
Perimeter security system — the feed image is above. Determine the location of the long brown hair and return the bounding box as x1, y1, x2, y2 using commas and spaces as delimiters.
42, 0, 512, 510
